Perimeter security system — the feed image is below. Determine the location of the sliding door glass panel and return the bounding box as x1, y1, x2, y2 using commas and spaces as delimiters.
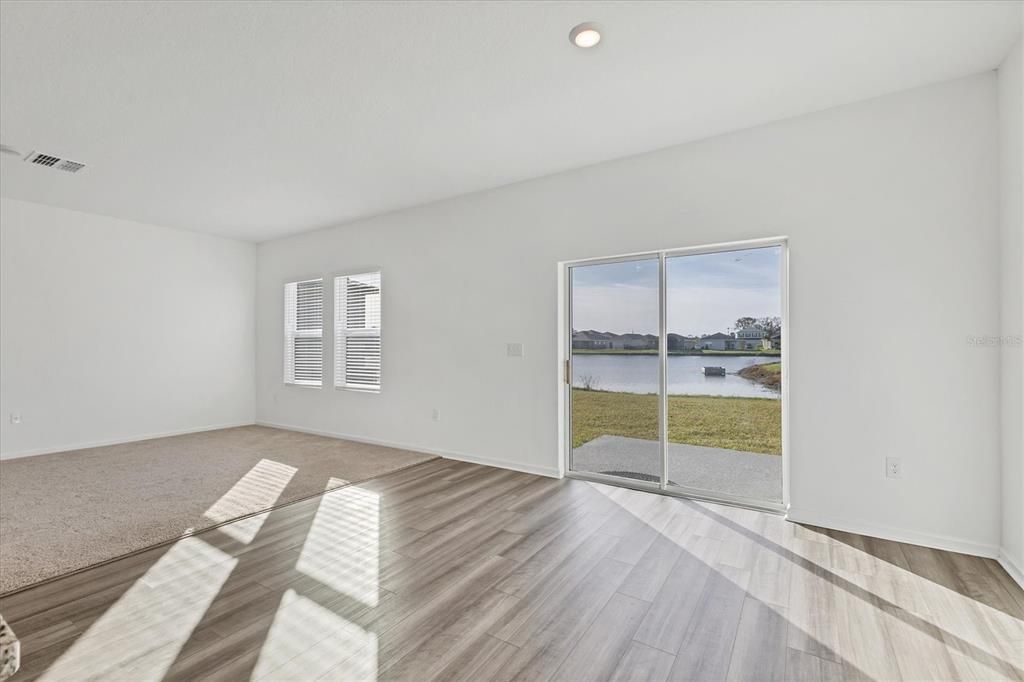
664, 246, 783, 503
569, 258, 661, 484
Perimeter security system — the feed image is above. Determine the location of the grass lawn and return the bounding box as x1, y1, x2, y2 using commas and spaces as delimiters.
571, 389, 781, 455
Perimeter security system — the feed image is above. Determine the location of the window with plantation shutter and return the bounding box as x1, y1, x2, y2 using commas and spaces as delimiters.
284, 278, 323, 386
335, 272, 381, 392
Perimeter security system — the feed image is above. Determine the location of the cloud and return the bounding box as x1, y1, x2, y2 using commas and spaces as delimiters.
571, 247, 781, 335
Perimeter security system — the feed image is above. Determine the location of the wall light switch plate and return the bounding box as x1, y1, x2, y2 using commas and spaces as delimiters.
886, 457, 902, 479
506, 343, 524, 358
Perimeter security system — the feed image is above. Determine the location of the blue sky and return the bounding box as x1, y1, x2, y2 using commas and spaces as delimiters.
571, 246, 781, 336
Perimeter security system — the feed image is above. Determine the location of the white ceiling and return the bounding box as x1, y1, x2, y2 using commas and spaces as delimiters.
1, 1, 1020, 242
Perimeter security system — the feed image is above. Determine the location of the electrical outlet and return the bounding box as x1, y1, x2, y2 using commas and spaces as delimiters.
506, 343, 524, 358
9, 412, 21, 425
886, 457, 902, 479
432, 408, 441, 422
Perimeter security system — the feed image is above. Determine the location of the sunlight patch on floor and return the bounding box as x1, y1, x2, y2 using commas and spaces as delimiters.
40, 536, 236, 681
251, 588, 378, 681
805, 537, 1023, 670
888, 566, 1024, 671
203, 459, 297, 544
585, 481, 870, 676
296, 480, 381, 608
588, 480, 1022, 680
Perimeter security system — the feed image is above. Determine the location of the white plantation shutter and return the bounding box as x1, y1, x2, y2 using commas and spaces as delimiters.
335, 272, 382, 391
284, 278, 323, 386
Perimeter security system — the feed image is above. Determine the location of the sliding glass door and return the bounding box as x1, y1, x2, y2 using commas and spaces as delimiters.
568, 257, 661, 484
566, 240, 785, 509
663, 245, 784, 504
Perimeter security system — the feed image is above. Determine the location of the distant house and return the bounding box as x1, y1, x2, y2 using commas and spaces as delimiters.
571, 330, 612, 350
770, 331, 782, 350
616, 333, 657, 350
572, 330, 660, 350
734, 326, 767, 350
700, 332, 735, 351
667, 333, 699, 351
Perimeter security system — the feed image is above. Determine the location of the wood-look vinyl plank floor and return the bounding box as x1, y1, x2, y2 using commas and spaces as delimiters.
1, 458, 1022, 681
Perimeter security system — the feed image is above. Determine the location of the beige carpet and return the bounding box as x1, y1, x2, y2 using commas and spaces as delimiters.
0, 425, 437, 593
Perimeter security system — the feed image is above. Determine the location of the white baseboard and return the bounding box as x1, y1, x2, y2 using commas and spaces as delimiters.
786, 507, 999, 559
255, 420, 562, 479
998, 549, 1024, 590
437, 449, 562, 479
0, 421, 256, 460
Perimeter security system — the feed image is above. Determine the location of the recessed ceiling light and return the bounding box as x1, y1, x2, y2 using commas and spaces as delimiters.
570, 22, 602, 49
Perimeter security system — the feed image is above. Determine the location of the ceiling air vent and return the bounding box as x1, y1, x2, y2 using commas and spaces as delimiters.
56, 160, 85, 173
23, 151, 86, 173
26, 152, 60, 167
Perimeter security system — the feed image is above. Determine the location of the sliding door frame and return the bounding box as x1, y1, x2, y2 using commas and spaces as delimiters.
561, 236, 789, 514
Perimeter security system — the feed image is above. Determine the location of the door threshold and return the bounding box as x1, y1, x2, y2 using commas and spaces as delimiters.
565, 470, 786, 515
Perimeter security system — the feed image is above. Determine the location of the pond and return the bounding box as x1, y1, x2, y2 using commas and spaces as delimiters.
572, 353, 780, 398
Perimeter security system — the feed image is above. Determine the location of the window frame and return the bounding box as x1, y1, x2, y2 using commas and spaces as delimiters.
333, 269, 383, 394
283, 275, 325, 388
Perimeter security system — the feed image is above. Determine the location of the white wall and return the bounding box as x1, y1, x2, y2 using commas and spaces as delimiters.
999, 32, 1024, 585
0, 198, 256, 458
256, 73, 1002, 556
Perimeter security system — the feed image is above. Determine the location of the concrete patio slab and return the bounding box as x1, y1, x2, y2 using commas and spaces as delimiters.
571, 435, 782, 503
